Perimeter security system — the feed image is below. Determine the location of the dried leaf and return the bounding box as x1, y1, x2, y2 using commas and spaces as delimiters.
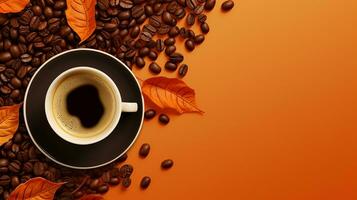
0, 104, 21, 139
0, 0, 29, 13
8, 177, 65, 200
142, 77, 203, 114
65, 0, 96, 43
80, 194, 104, 200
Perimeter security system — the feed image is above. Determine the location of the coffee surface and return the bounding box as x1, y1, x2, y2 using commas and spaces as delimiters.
66, 84, 104, 128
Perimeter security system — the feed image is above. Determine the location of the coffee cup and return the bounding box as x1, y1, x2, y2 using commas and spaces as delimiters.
45, 66, 138, 145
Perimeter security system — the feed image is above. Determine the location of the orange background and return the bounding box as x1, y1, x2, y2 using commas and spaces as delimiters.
106, 0, 357, 199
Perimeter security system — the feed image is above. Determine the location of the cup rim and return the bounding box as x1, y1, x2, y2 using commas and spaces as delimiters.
23, 48, 144, 169
45, 66, 122, 145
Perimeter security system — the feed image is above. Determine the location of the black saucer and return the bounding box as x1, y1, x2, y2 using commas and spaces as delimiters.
24, 48, 144, 169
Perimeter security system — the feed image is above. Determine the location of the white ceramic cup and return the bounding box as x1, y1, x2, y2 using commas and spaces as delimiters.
45, 67, 138, 145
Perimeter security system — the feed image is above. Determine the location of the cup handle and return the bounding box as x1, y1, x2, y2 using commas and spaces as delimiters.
122, 102, 138, 112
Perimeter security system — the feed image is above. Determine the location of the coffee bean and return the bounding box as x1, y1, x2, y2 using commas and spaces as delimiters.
130, 25, 140, 38
119, 164, 133, 178
148, 51, 157, 61
164, 37, 175, 46
140, 31, 152, 42
194, 34, 205, 44
8, 161, 21, 173
149, 62, 161, 74
161, 159, 174, 169
185, 39, 195, 51
145, 5, 154, 16
139, 143, 150, 158
149, 16, 161, 28
73, 191, 84, 199
32, 5, 42, 16
33, 162, 45, 176
178, 64, 188, 77
17, 66, 28, 78
222, 0, 234, 11
139, 47, 149, 57
11, 176, 20, 188
165, 45, 176, 56
168, 26, 180, 37
169, 52, 184, 63
0, 52, 11, 62
90, 178, 100, 189
97, 184, 109, 193
159, 114, 170, 124
165, 61, 177, 71
0, 86, 11, 94
144, 109, 156, 119
132, 5, 145, 18
132, 57, 143, 69
122, 177, 131, 188
0, 175, 10, 186
119, 0, 134, 9
156, 39, 164, 52
200, 22, 210, 34
205, 0, 216, 11
0, 159, 8, 167
109, 177, 120, 185
186, 13, 195, 26
140, 176, 151, 189
20, 54, 32, 63
162, 11, 173, 25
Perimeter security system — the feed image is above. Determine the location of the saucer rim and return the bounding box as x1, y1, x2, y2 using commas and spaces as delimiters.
23, 48, 144, 169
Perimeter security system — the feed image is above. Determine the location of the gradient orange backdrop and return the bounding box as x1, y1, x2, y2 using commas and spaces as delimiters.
105, 0, 357, 199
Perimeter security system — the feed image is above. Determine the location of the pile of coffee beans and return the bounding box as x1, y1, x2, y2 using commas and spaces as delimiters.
0, 0, 233, 198
0, 120, 133, 200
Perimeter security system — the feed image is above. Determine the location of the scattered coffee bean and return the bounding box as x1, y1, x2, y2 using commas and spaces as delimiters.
186, 13, 195, 26
222, 0, 235, 11
194, 34, 205, 44
122, 177, 131, 188
165, 61, 177, 71
140, 176, 151, 189
148, 51, 158, 60
185, 39, 195, 51
161, 159, 174, 169
139, 143, 150, 158
200, 22, 210, 34
205, 0, 216, 11
135, 57, 145, 68
178, 64, 188, 77
144, 109, 156, 119
149, 62, 161, 74
159, 114, 170, 125
165, 45, 176, 56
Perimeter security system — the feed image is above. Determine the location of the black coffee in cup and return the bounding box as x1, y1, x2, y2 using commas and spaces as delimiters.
66, 84, 105, 128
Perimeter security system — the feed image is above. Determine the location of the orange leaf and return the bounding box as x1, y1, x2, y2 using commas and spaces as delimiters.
8, 177, 65, 200
142, 77, 203, 114
0, 0, 29, 13
80, 194, 104, 200
65, 0, 96, 43
0, 104, 21, 139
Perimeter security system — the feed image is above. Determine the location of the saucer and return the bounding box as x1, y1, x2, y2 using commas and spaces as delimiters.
23, 48, 144, 169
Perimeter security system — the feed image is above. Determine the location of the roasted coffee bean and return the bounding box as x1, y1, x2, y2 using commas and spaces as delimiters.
10, 77, 22, 88
109, 177, 120, 185
185, 39, 195, 51
205, 0, 216, 11
139, 143, 150, 157
169, 53, 184, 63
156, 39, 164, 52
73, 191, 84, 199
130, 25, 140, 38
0, 159, 9, 167
30, 16, 41, 30
97, 184, 109, 193
144, 109, 156, 119
0, 86, 11, 94
139, 47, 150, 57
186, 13, 195, 26
119, 164, 134, 178
122, 177, 131, 188
32, 5, 42, 16
165, 45, 176, 56
198, 14, 207, 23
159, 114, 170, 124
0, 175, 10, 186
0, 52, 11, 62
164, 37, 175, 46
148, 51, 158, 60
149, 62, 161, 74
149, 16, 161, 28
194, 34, 205, 44
33, 162, 45, 176
161, 159, 174, 169
17, 66, 28, 78
9, 45, 21, 58
135, 57, 145, 68
162, 11, 173, 25
140, 176, 151, 189
145, 5, 154, 16
132, 5, 145, 18
140, 31, 152, 42
143, 24, 157, 35
90, 178, 100, 189
119, 0, 134, 9
200, 22, 210, 34
8, 161, 21, 173
117, 153, 128, 163
165, 61, 177, 71
20, 54, 32, 63
186, 0, 198, 10
168, 26, 180, 37
11, 176, 20, 188
222, 0, 234, 11
178, 64, 188, 77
